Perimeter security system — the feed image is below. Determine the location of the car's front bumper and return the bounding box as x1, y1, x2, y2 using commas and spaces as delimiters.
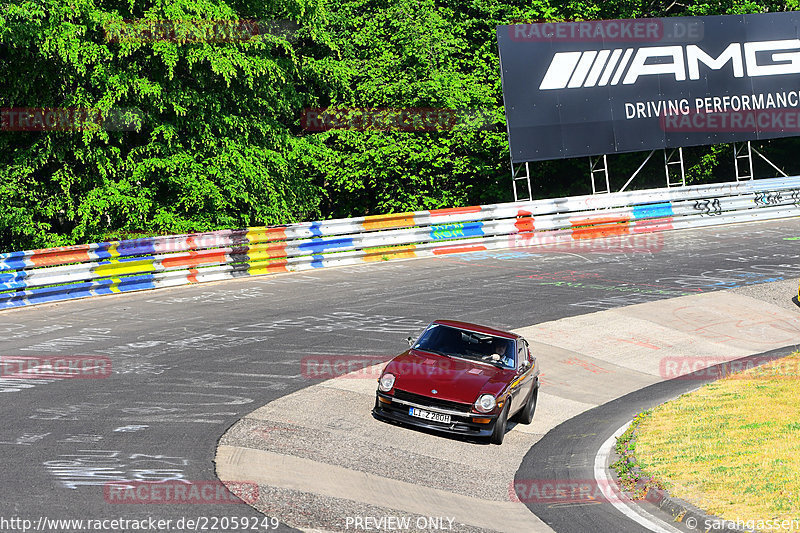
372, 392, 498, 438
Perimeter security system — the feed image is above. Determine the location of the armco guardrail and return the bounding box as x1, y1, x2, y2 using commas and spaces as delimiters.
2, 176, 799, 310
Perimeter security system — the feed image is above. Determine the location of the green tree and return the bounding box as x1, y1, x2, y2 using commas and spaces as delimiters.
0, 0, 331, 250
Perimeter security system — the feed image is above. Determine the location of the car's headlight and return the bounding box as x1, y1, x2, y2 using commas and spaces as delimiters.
378, 373, 396, 392
474, 394, 496, 413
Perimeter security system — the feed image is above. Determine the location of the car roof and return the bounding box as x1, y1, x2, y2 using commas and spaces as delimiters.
432, 320, 519, 340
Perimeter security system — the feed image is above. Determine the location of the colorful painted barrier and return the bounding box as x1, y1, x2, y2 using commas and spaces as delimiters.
1, 176, 799, 310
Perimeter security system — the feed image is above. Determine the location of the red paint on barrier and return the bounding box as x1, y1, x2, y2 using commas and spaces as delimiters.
160, 249, 227, 269
187, 268, 200, 283
432, 245, 487, 255
265, 243, 289, 257
246, 243, 290, 260
249, 259, 289, 273
29, 246, 93, 267
248, 227, 287, 243
429, 206, 482, 216
268, 264, 289, 273
570, 215, 631, 239
514, 210, 535, 233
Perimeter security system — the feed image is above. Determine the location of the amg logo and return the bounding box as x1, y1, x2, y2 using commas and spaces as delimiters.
540, 40, 800, 90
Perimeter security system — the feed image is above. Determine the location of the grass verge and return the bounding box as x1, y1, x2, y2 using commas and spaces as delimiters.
629, 352, 800, 529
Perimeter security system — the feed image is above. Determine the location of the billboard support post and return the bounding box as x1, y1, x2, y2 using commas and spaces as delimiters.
512, 161, 532, 201
737, 142, 789, 180
589, 155, 610, 194
733, 142, 754, 181
619, 150, 657, 193
665, 148, 686, 188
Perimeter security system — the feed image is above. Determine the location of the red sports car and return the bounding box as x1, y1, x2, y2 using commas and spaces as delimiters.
372, 320, 539, 444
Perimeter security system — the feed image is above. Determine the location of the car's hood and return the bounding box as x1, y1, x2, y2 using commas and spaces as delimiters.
385, 349, 513, 403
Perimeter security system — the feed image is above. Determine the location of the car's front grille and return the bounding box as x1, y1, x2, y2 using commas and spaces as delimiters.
392, 389, 472, 414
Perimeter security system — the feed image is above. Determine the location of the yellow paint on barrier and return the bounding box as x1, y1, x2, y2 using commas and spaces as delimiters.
247, 242, 289, 261
109, 277, 123, 293
248, 261, 289, 275
94, 258, 155, 278
246, 227, 287, 245
363, 213, 415, 231
362, 245, 417, 262
107, 242, 121, 258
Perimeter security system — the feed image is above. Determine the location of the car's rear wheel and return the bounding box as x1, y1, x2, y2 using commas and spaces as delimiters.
515, 386, 538, 425
490, 403, 509, 445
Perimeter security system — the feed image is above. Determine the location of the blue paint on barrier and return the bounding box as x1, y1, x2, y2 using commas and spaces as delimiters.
0, 269, 26, 283
0, 274, 159, 309
0, 258, 29, 272
90, 278, 117, 295
96, 255, 155, 266
92, 243, 117, 260
0, 250, 27, 260
92, 274, 157, 295
309, 222, 323, 237
116, 238, 158, 257
0, 293, 27, 309
430, 222, 484, 240
633, 202, 673, 220
0, 281, 27, 292
19, 281, 96, 305
298, 237, 353, 254
310, 255, 326, 268
116, 274, 157, 292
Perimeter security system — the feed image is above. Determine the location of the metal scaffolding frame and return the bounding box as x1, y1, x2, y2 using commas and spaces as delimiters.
734, 141, 788, 181
511, 142, 790, 200
511, 161, 532, 202
589, 155, 611, 194
664, 147, 686, 188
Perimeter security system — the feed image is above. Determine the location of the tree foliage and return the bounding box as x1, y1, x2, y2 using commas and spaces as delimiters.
0, 0, 331, 249
1, 0, 798, 250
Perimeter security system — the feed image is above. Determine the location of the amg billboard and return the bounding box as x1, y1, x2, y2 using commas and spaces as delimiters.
497, 12, 800, 163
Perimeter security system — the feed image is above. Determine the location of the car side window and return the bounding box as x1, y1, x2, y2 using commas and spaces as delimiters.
520, 340, 533, 368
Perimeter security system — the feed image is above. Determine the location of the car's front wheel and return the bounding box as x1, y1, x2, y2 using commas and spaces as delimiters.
490, 403, 509, 445
515, 386, 538, 425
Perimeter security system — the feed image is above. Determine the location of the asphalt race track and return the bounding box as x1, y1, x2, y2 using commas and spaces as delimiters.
1, 219, 800, 533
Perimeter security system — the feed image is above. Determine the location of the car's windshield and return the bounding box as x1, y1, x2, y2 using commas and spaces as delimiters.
412, 324, 515, 369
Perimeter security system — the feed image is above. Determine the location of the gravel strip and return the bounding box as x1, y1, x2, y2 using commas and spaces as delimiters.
727, 278, 799, 312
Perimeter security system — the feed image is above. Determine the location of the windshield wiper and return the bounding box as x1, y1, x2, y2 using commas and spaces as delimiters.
416, 347, 452, 358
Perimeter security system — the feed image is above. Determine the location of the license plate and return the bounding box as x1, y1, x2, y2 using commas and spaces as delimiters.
409, 407, 451, 424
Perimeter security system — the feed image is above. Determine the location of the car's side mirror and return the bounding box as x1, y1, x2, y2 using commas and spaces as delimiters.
518, 360, 530, 373
406, 336, 414, 347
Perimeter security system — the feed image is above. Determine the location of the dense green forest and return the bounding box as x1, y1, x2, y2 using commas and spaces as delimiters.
1, 0, 799, 250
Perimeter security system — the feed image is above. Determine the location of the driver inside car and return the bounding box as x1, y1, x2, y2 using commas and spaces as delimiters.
485, 338, 514, 368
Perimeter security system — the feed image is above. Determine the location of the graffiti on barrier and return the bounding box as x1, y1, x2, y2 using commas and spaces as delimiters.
694, 198, 722, 216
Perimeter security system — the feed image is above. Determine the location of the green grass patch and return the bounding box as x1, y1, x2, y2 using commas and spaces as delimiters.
633, 352, 800, 528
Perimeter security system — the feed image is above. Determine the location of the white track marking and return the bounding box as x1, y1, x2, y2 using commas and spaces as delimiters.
594, 421, 685, 533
